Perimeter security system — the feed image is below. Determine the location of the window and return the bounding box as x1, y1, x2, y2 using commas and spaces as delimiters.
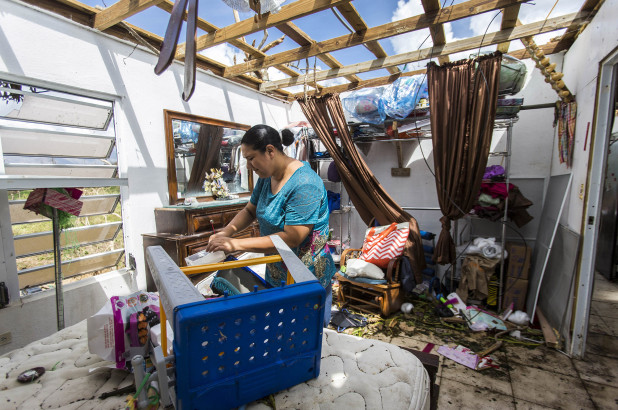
1, 79, 125, 294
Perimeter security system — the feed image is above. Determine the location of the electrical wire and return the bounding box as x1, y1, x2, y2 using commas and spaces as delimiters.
330, 8, 383, 57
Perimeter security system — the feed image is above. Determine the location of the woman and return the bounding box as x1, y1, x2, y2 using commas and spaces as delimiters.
206, 124, 336, 323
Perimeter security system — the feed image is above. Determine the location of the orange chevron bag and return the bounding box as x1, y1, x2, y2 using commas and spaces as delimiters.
360, 222, 410, 269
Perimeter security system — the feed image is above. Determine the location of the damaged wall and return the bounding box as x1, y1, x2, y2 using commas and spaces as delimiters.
544, 0, 618, 356
0, 0, 302, 354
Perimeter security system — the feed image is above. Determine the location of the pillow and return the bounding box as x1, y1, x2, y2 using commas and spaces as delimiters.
345, 258, 385, 280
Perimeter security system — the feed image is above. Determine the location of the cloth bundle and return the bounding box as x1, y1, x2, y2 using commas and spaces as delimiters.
457, 255, 501, 303
472, 166, 534, 227
327, 190, 340, 213
456, 237, 508, 260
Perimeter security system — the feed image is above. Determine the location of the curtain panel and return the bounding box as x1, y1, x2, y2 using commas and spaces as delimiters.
186, 124, 223, 194
297, 94, 426, 282
427, 52, 502, 264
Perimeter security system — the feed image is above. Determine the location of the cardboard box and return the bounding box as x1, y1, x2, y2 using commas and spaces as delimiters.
506, 242, 531, 279
502, 277, 529, 311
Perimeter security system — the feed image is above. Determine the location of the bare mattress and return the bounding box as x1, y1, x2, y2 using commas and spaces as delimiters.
0, 321, 429, 409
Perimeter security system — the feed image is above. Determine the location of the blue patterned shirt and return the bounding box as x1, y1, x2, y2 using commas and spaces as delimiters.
250, 162, 335, 287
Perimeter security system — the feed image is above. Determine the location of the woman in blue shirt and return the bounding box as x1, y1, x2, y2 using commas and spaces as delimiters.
206, 124, 336, 323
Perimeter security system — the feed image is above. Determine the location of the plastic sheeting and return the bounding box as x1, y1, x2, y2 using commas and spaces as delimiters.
342, 75, 428, 124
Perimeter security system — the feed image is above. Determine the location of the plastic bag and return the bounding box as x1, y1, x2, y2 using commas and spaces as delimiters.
379, 75, 429, 120
342, 87, 385, 124
87, 291, 160, 369
499, 54, 527, 95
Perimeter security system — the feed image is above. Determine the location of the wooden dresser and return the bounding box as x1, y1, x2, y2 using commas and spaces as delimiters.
142, 198, 259, 290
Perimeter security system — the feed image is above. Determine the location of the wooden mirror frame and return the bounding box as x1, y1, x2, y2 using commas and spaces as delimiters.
164, 110, 253, 205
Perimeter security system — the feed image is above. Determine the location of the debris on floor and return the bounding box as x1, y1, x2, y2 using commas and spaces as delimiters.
331, 287, 548, 373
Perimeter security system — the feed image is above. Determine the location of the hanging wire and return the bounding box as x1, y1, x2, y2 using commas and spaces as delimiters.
330, 8, 377, 56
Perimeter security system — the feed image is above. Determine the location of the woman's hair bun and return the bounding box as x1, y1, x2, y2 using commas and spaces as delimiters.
281, 128, 295, 147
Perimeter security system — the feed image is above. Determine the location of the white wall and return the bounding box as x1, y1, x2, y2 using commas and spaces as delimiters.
557, 0, 618, 357
556, 0, 618, 233
0, 0, 301, 353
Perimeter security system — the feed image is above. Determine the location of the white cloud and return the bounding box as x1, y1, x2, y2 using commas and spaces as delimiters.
199, 43, 245, 66
499, 0, 581, 50
468, 10, 503, 37
318, 77, 349, 88
266, 67, 289, 82
518, 0, 583, 24
389, 0, 433, 56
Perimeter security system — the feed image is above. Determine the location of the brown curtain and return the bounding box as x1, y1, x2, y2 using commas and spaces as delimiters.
298, 94, 426, 282
186, 124, 223, 193
428, 52, 502, 264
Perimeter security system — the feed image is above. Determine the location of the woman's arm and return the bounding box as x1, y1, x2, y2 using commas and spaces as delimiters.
207, 224, 312, 254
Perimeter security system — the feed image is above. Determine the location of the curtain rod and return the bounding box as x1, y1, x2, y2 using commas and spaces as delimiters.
519, 103, 556, 110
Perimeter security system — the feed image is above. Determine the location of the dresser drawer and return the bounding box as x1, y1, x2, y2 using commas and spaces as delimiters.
192, 212, 224, 233
186, 239, 211, 255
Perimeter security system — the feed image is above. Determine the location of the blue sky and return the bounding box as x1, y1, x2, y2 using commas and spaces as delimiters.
79, 0, 585, 90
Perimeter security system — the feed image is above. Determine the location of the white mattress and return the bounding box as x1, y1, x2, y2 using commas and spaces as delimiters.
0, 322, 429, 410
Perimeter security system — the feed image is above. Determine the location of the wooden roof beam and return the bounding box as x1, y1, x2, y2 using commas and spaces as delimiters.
508, 39, 567, 60
420, 0, 449, 65
292, 69, 426, 99
334, 3, 400, 75
291, 37, 568, 99
175, 0, 352, 58
277, 22, 360, 83
496, 3, 521, 53
156, 1, 301, 79
261, 11, 590, 91
553, 0, 603, 51
93, 0, 164, 31
224, 0, 530, 78
20, 0, 292, 98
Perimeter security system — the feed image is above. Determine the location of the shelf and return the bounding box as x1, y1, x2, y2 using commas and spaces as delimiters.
309, 158, 333, 162
331, 207, 351, 214
354, 137, 430, 143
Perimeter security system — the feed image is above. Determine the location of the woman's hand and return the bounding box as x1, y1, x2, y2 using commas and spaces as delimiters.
206, 234, 237, 253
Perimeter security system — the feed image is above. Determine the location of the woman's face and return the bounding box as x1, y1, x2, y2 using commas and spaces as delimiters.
241, 143, 275, 178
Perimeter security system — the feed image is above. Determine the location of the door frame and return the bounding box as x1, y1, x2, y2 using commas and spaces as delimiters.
572, 48, 618, 358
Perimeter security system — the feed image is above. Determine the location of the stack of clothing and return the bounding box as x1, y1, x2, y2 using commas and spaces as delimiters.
472, 165, 533, 227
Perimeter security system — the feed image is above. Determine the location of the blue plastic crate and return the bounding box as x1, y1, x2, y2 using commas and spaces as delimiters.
173, 280, 326, 410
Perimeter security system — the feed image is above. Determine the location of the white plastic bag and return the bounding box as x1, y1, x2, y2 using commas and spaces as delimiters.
87, 291, 160, 369
345, 258, 385, 280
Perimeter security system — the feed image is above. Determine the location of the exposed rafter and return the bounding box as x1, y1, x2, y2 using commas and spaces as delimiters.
292, 39, 567, 99
420, 0, 449, 65
93, 0, 164, 31
509, 39, 569, 60
261, 11, 590, 91
26, 0, 597, 100
156, 0, 301, 79
292, 69, 427, 100
334, 3, 400, 75
175, 0, 352, 58
553, 0, 603, 51
497, 3, 521, 53
276, 22, 360, 84
223, 0, 529, 79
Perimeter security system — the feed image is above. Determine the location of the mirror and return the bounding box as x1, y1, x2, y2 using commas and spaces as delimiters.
164, 110, 253, 205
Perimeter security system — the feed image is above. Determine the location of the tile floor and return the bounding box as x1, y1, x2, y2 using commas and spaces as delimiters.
367, 273, 618, 409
